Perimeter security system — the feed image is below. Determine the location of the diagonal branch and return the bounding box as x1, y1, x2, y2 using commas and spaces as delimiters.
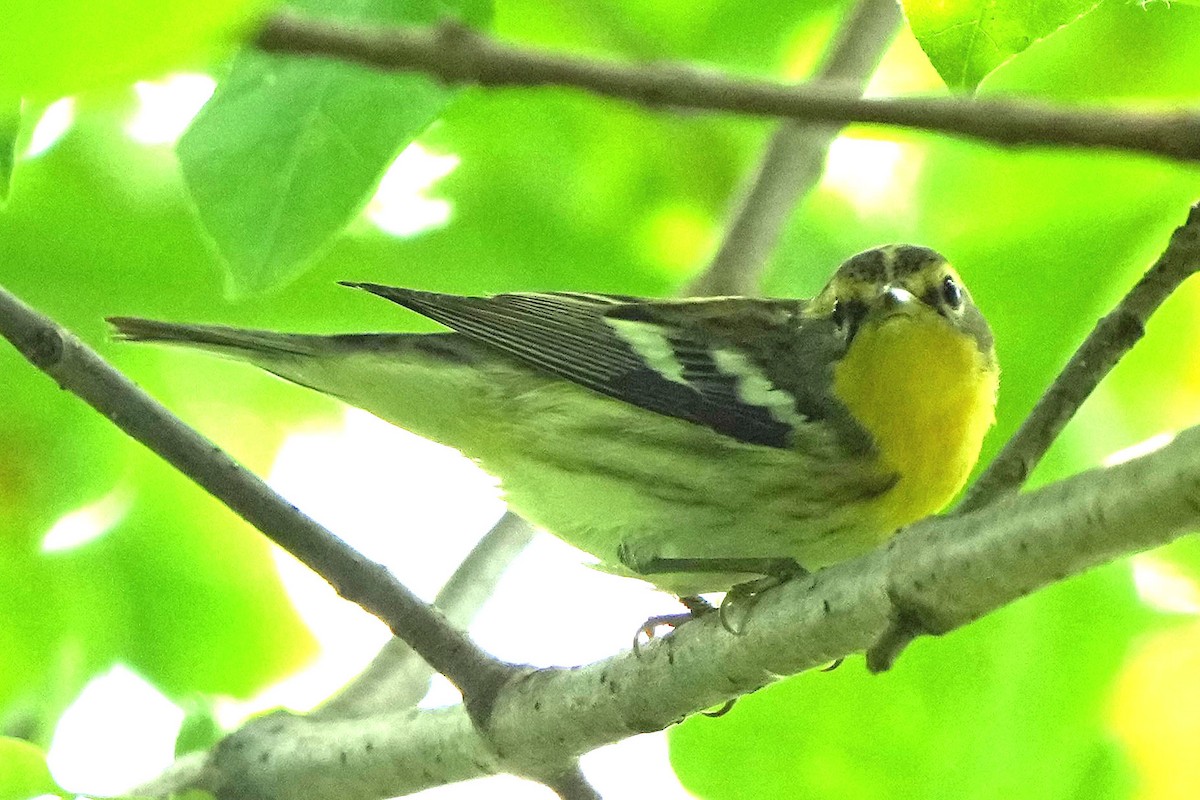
316, 511, 535, 718
254, 13, 1200, 163
0, 285, 516, 722
689, 0, 901, 296
960, 201, 1200, 513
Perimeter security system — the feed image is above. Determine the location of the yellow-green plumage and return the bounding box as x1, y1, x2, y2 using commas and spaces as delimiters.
109, 244, 997, 596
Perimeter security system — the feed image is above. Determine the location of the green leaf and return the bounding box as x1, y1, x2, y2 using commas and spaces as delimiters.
0, 99, 18, 203
0, 738, 62, 800
179, 0, 492, 297
901, 0, 1102, 90
0, 0, 268, 100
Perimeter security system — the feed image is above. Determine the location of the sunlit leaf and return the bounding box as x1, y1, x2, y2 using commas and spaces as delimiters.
1112, 618, 1200, 800
179, 0, 493, 297
901, 0, 1101, 90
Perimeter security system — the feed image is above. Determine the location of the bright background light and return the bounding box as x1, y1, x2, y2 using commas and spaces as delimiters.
24, 98, 75, 159
1132, 555, 1200, 616
41, 485, 133, 553
821, 136, 921, 217
47, 665, 184, 796
125, 73, 217, 146
364, 144, 460, 238
1103, 431, 1176, 467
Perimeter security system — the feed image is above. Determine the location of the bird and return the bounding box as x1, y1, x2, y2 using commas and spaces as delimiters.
109, 244, 997, 598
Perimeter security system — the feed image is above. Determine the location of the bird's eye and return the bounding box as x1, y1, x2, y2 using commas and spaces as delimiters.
941, 275, 963, 309
831, 298, 866, 339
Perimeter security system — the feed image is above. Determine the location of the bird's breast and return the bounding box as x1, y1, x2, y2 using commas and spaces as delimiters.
831, 313, 998, 533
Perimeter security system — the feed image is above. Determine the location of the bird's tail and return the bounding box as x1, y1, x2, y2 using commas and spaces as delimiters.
108, 316, 482, 365
107, 316, 490, 449
108, 317, 324, 357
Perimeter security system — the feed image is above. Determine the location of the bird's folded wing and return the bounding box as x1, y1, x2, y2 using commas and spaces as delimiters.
344, 284, 820, 448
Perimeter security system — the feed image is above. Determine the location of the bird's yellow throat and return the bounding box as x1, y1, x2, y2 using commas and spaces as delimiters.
832, 310, 998, 533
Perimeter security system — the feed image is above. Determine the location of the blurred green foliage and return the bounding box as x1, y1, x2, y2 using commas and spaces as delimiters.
0, 101, 17, 203
0, 737, 61, 800
1, 0, 1199, 798
2, 0, 269, 99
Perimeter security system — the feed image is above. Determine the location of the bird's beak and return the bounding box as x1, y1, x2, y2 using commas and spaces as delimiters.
875, 285, 918, 319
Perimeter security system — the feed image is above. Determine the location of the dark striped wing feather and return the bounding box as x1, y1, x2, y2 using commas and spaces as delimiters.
344, 283, 825, 448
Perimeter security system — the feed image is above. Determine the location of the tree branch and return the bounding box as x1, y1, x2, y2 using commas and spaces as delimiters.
688, 0, 901, 296
253, 13, 1200, 163
316, 512, 535, 718
138, 705, 500, 799
137, 420, 1200, 798
960, 201, 1200, 512
0, 286, 516, 722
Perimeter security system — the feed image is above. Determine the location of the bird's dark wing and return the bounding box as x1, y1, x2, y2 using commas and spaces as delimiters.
343, 284, 837, 448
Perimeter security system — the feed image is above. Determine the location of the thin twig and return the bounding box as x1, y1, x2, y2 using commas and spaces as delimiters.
959, 201, 1200, 513
434, 512, 536, 631
254, 13, 1200, 163
0, 286, 516, 720
689, 0, 901, 296
316, 512, 535, 718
